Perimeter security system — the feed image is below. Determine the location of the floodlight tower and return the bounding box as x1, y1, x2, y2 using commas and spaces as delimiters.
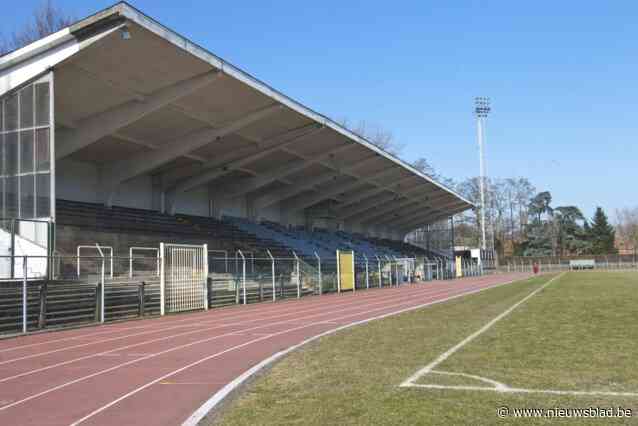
474, 97, 490, 251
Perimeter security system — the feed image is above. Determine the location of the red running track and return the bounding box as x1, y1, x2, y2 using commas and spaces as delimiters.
0, 273, 529, 426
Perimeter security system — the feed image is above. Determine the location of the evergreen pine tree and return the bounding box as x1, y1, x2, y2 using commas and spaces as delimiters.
588, 207, 616, 254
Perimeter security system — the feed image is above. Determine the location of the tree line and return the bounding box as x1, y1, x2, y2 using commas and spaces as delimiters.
420, 175, 619, 257
461, 187, 619, 257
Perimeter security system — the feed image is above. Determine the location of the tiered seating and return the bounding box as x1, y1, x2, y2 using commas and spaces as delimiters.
227, 218, 332, 259
366, 236, 448, 260
56, 199, 292, 258
334, 230, 398, 258
226, 217, 436, 260
367, 237, 424, 256
56, 199, 442, 263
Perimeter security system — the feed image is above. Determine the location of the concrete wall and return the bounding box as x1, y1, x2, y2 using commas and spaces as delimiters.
59, 159, 211, 217
57, 159, 99, 203
55, 158, 406, 241
257, 203, 281, 223
177, 187, 209, 217
56, 224, 220, 257
217, 195, 246, 219
57, 159, 153, 210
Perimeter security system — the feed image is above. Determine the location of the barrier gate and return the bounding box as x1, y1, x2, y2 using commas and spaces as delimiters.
160, 243, 208, 315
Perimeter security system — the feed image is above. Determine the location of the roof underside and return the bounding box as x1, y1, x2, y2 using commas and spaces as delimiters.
1, 2, 473, 232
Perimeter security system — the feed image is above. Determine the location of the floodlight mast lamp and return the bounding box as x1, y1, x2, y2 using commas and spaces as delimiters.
474, 96, 490, 251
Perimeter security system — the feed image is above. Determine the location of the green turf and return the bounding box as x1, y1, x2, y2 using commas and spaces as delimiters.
431, 272, 638, 393
215, 273, 638, 425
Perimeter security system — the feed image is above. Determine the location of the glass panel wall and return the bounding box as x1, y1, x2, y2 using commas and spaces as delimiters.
0, 73, 53, 220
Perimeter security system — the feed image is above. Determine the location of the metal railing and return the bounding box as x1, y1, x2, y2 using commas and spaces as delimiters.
502, 254, 638, 265
0, 254, 160, 335
0, 249, 480, 336
208, 249, 228, 273
129, 246, 160, 277
77, 244, 113, 278
501, 259, 638, 273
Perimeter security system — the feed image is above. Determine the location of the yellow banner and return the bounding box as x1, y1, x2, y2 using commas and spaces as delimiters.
338, 250, 355, 291
455, 256, 463, 278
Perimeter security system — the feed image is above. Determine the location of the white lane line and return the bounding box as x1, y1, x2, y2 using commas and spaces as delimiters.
0, 325, 155, 354
0, 323, 204, 365
0, 283, 452, 384
73, 280, 516, 426
181, 275, 527, 426
0, 286, 355, 354
228, 332, 273, 337
0, 302, 250, 354
159, 382, 225, 386
0, 279, 413, 365
400, 273, 563, 387
0, 279, 463, 412
0, 274, 518, 355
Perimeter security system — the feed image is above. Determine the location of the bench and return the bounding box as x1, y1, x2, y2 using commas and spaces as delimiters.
569, 259, 595, 270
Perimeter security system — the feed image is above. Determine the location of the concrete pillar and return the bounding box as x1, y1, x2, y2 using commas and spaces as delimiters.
151, 175, 163, 212
245, 195, 257, 221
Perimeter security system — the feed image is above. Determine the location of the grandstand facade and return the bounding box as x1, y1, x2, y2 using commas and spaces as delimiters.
0, 3, 474, 331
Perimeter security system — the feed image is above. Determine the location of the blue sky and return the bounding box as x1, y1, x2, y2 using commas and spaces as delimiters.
4, 1, 637, 219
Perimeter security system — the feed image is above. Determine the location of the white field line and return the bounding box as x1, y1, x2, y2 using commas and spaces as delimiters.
180, 275, 529, 426
0, 279, 482, 412
402, 272, 638, 398
400, 273, 564, 387
405, 383, 638, 398
0, 279, 425, 364
0, 282, 453, 384
74, 277, 524, 426
430, 370, 509, 390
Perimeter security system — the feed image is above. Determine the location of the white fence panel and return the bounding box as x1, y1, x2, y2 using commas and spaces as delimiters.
160, 243, 208, 314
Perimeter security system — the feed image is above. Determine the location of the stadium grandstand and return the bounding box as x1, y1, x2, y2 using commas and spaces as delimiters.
0, 2, 473, 334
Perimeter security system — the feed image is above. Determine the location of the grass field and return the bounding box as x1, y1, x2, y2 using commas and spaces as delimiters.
215, 273, 638, 425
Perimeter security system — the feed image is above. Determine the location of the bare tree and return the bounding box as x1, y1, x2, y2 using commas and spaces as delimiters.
455, 177, 482, 247
0, 38, 8, 57
337, 119, 460, 190
504, 178, 517, 242
615, 207, 638, 255
338, 118, 404, 156
1, 1, 74, 56
490, 179, 510, 249
411, 157, 437, 177
515, 178, 535, 233
453, 176, 536, 254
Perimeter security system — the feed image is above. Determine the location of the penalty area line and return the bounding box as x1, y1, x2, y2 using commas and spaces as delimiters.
403, 382, 638, 398
400, 272, 564, 387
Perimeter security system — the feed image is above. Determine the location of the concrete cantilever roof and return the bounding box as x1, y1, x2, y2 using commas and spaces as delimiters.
0, 1, 473, 233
